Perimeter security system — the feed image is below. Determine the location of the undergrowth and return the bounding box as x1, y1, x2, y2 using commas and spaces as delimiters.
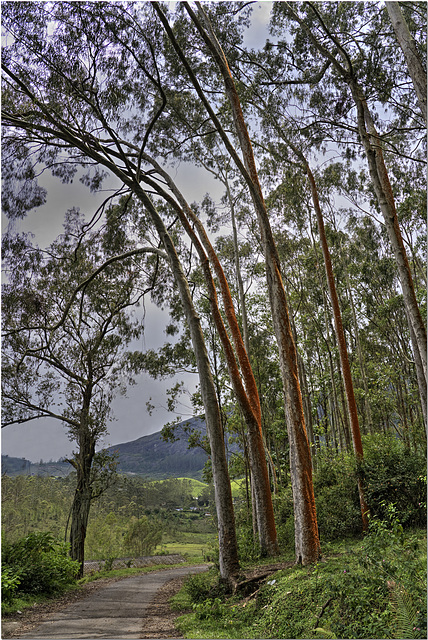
173, 519, 426, 639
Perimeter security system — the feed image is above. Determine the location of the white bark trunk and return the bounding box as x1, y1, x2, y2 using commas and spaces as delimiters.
385, 1, 427, 123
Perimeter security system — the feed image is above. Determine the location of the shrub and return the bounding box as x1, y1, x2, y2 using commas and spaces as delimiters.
311, 436, 427, 540
2, 532, 79, 596
313, 451, 362, 540
360, 434, 427, 528
123, 515, 162, 557
360, 503, 427, 638
1, 567, 21, 604
183, 567, 224, 603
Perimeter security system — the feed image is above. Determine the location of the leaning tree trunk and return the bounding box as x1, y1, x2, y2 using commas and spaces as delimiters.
385, 1, 427, 123
131, 181, 240, 585
179, 2, 320, 564
139, 153, 279, 556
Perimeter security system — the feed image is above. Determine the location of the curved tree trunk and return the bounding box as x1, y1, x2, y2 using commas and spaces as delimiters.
130, 181, 240, 585
139, 154, 279, 556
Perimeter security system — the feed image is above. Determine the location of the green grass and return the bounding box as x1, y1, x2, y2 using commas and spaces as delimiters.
174, 478, 210, 496
157, 533, 217, 561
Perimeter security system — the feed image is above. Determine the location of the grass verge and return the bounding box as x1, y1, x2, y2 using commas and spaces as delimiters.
172, 528, 427, 639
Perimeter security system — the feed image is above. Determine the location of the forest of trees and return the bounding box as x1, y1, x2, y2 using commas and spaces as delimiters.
2, 1, 426, 586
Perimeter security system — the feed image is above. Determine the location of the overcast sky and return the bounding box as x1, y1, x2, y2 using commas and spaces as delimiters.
1, 2, 273, 462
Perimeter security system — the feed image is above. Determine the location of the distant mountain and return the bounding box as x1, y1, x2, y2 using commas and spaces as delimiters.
1, 455, 72, 477
2, 416, 239, 480
108, 416, 212, 479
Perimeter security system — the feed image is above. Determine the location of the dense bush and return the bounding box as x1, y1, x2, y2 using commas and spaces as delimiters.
360, 434, 427, 528
183, 566, 224, 603
175, 522, 426, 640
1, 567, 21, 604
310, 436, 427, 541
2, 532, 79, 597
313, 451, 362, 540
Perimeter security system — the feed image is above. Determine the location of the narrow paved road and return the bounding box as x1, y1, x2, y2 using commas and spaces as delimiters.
17, 565, 208, 639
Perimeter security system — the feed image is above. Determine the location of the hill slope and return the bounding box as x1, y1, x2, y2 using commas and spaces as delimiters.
108, 416, 210, 479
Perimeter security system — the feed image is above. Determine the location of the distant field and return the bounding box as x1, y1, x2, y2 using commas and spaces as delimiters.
152, 477, 245, 499
158, 531, 217, 561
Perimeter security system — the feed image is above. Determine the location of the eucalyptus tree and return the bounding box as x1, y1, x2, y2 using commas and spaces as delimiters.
1, 208, 155, 576
1, 1, 240, 582
137, 155, 279, 556
271, 1, 427, 397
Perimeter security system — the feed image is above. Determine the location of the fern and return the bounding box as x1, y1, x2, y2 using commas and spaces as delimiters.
389, 583, 423, 639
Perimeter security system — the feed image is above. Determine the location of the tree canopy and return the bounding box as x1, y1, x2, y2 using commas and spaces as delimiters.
2, 0, 426, 582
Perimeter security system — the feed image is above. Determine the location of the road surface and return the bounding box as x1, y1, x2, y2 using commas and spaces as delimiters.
16, 564, 208, 639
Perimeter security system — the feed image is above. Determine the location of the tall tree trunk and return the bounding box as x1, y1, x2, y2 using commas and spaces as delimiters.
385, 1, 427, 123
345, 272, 374, 434
227, 177, 250, 355
352, 87, 427, 386
405, 307, 427, 430
177, 2, 320, 564
69, 475, 92, 579
287, 3, 427, 399
305, 165, 369, 531
131, 181, 240, 584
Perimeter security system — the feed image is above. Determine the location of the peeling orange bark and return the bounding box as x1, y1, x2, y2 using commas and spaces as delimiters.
139, 152, 278, 556
306, 164, 369, 531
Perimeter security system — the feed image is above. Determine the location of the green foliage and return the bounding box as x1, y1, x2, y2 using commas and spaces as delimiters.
183, 567, 224, 603
2, 474, 217, 562
313, 450, 361, 540
233, 507, 261, 562
360, 434, 427, 528
1, 566, 21, 604
273, 486, 295, 551
193, 597, 227, 620
1, 475, 73, 542
123, 516, 163, 557
361, 503, 427, 638
390, 585, 423, 640
175, 526, 426, 639
2, 532, 79, 597
310, 436, 426, 542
